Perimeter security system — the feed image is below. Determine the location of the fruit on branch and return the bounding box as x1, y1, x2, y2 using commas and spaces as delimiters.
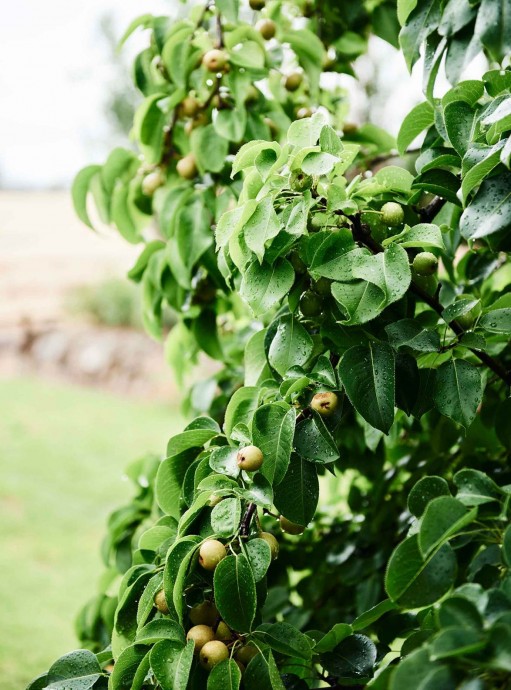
289, 250, 307, 274
245, 85, 260, 103
154, 589, 169, 614
311, 391, 338, 416
413, 273, 438, 296
202, 49, 229, 72
180, 96, 201, 118
236, 644, 259, 664
290, 170, 313, 192
215, 621, 233, 641
454, 297, 482, 330
187, 624, 216, 653
199, 539, 227, 570
189, 600, 219, 626
257, 19, 276, 40
300, 290, 323, 317
237, 445, 264, 471
176, 153, 198, 180
141, 169, 165, 196
249, 0, 266, 8
296, 107, 314, 119
381, 201, 405, 227
280, 516, 305, 534
312, 277, 332, 296
208, 493, 224, 507
412, 251, 438, 276
285, 72, 303, 92
259, 532, 279, 559
200, 640, 229, 670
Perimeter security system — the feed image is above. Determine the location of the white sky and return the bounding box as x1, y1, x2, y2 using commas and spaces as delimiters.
0, 0, 171, 189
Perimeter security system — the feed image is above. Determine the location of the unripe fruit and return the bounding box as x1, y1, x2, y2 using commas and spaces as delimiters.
236, 660, 245, 674
312, 277, 331, 296
249, 0, 266, 8
289, 250, 307, 274
180, 96, 201, 118
456, 311, 475, 330
236, 644, 259, 664
412, 251, 438, 276
215, 621, 233, 641
176, 153, 198, 180
257, 19, 276, 40
187, 625, 215, 653
237, 445, 264, 471
142, 169, 165, 196
290, 170, 313, 192
413, 273, 438, 296
202, 49, 228, 72
259, 532, 279, 559
208, 494, 223, 507
311, 391, 338, 417
154, 589, 169, 614
300, 290, 323, 317
200, 640, 229, 671
245, 85, 260, 103
285, 72, 303, 92
280, 516, 305, 535
189, 601, 218, 626
296, 107, 314, 119
381, 201, 405, 227
199, 539, 227, 571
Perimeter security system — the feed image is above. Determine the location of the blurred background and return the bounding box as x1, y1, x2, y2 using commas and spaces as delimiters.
0, 2, 483, 687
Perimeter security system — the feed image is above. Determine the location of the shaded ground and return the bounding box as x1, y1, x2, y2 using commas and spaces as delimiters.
0, 377, 183, 690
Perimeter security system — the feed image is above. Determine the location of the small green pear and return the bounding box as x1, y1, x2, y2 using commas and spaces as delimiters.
199, 539, 227, 571
200, 640, 229, 670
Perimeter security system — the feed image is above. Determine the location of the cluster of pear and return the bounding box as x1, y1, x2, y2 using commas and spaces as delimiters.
138, 0, 317, 197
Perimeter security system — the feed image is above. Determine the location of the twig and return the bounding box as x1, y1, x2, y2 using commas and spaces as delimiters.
418, 195, 447, 223
240, 503, 257, 536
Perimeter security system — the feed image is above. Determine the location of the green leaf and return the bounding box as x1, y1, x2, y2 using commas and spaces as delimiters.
503, 525, 511, 567
133, 94, 167, 164
385, 535, 457, 608
339, 342, 395, 433
268, 315, 314, 377
419, 496, 477, 557
408, 476, 451, 517
434, 359, 483, 429
150, 639, 194, 690
438, 596, 483, 630
352, 599, 397, 631
474, 0, 511, 63
207, 658, 242, 690
320, 634, 377, 680
397, 101, 435, 155
242, 197, 281, 263
224, 386, 260, 438
254, 622, 313, 660
72, 165, 102, 229
453, 468, 502, 505
245, 537, 272, 581
211, 497, 241, 537
273, 453, 319, 525
461, 141, 506, 203
167, 428, 218, 456
301, 151, 339, 175
390, 223, 445, 249
389, 648, 455, 690
430, 627, 486, 661
294, 411, 339, 464
214, 108, 247, 142
314, 623, 353, 653
45, 650, 101, 690
136, 619, 186, 645
240, 259, 295, 316
209, 446, 240, 478
460, 172, 511, 242
399, 0, 441, 71
252, 403, 296, 485
444, 101, 476, 156
287, 112, 327, 148
191, 125, 229, 174
110, 645, 149, 690
386, 319, 440, 353
479, 309, 511, 333
214, 554, 257, 632
411, 169, 461, 205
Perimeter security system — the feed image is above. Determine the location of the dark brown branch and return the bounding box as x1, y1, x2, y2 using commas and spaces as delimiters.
240, 503, 257, 536
418, 195, 447, 223
349, 214, 511, 386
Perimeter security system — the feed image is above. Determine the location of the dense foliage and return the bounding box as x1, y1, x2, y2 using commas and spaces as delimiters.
30, 1, 511, 688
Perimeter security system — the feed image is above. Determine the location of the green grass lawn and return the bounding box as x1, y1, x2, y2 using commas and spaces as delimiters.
0, 377, 183, 690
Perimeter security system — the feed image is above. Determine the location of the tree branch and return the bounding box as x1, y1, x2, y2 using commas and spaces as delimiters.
349, 213, 511, 386
240, 503, 257, 536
